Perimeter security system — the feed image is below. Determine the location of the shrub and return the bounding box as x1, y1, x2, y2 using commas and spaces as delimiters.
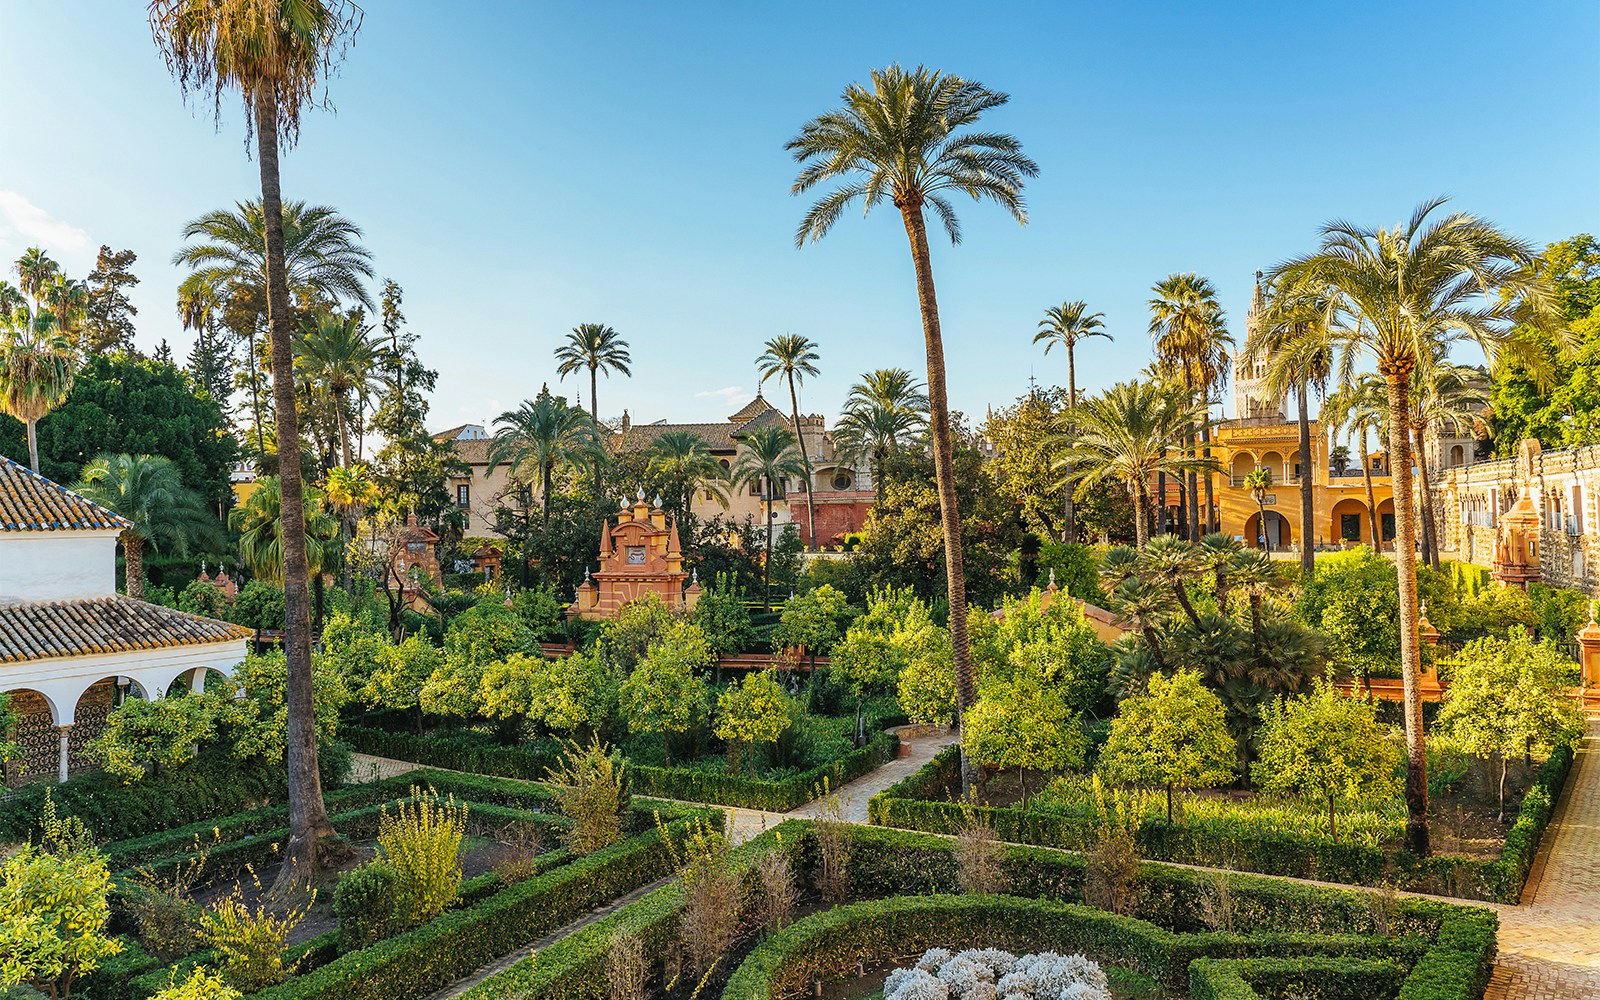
751, 836, 798, 934
604, 928, 649, 1000
1083, 778, 1142, 916
333, 861, 404, 951
667, 817, 742, 979
148, 966, 243, 1000
1253, 685, 1403, 841
548, 737, 631, 855
714, 670, 793, 778
196, 876, 312, 992
125, 835, 215, 961
813, 781, 852, 904
1096, 669, 1235, 823
376, 788, 467, 925
489, 820, 545, 886
955, 799, 1006, 896
618, 621, 709, 765
0, 842, 123, 999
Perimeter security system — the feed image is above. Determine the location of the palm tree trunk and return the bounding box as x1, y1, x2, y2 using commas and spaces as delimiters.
1413, 424, 1442, 570
334, 387, 352, 469
124, 535, 144, 601
1297, 381, 1315, 576
1156, 471, 1168, 536
762, 493, 773, 611
589, 364, 599, 426
1382, 363, 1430, 856
255, 87, 336, 879
900, 202, 978, 793
1187, 426, 1200, 542
1133, 478, 1150, 549
25, 417, 40, 474
787, 376, 816, 548
1360, 436, 1381, 550
1063, 348, 1077, 545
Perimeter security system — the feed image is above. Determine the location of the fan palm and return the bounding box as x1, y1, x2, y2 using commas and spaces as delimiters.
486, 385, 604, 527
1035, 301, 1110, 543
757, 333, 822, 547
834, 368, 927, 484
294, 313, 388, 468
1271, 197, 1558, 855
554, 322, 631, 426
149, 0, 364, 873
788, 64, 1037, 771
1149, 274, 1231, 539
1056, 380, 1217, 549
648, 430, 729, 518
172, 200, 374, 308
731, 425, 806, 611
41, 276, 90, 352
74, 453, 219, 601
1248, 276, 1340, 574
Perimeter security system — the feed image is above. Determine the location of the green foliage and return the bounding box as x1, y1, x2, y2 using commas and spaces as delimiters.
714, 671, 794, 774
317, 611, 392, 697
970, 588, 1110, 715
597, 593, 683, 671
1098, 671, 1236, 817
548, 737, 631, 856
962, 676, 1084, 799
770, 584, 854, 657
510, 585, 565, 643
197, 883, 310, 992
88, 693, 221, 782
0, 843, 122, 998
1035, 542, 1105, 603
225, 649, 350, 763
1528, 583, 1590, 644
361, 635, 441, 713
227, 579, 285, 631
1253, 686, 1404, 840
0, 352, 239, 507
376, 789, 467, 925
1295, 548, 1400, 676
0, 692, 17, 767
480, 649, 616, 736
177, 579, 230, 618
688, 574, 755, 656
1454, 584, 1539, 639
147, 967, 242, 1000
980, 387, 1072, 538
617, 621, 709, 761
1437, 628, 1584, 816
420, 602, 534, 718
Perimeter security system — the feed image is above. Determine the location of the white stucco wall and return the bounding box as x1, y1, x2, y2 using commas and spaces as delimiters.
1, 639, 247, 725
0, 530, 121, 602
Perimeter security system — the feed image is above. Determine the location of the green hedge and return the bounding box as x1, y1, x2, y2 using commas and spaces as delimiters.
347, 723, 903, 812
869, 744, 1573, 902
1188, 956, 1407, 1000
249, 808, 718, 1000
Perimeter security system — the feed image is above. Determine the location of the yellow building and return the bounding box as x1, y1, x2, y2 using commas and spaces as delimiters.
1200, 276, 1405, 552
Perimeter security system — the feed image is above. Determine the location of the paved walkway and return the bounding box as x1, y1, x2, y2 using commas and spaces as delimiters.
1489, 721, 1600, 999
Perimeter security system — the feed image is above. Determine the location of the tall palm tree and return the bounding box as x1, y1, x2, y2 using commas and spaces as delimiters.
731, 425, 806, 611
294, 313, 387, 469
756, 333, 822, 547
648, 430, 729, 519
1035, 301, 1111, 544
1249, 277, 1339, 575
14, 248, 59, 301
41, 276, 90, 352
1149, 274, 1231, 540
788, 64, 1037, 784
149, 0, 364, 875
554, 322, 631, 426
1272, 197, 1557, 856
323, 461, 377, 591
0, 277, 75, 474
74, 453, 219, 601
229, 474, 340, 631
834, 367, 929, 485
486, 385, 604, 528
1244, 467, 1275, 551
1324, 376, 1388, 549
1057, 381, 1216, 549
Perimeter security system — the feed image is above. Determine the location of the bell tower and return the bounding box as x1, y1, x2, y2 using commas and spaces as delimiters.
1233, 271, 1288, 421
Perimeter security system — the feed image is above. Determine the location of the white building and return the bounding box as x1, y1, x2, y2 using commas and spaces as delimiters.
0, 456, 251, 783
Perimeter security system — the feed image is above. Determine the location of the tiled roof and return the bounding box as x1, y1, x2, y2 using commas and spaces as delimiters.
0, 457, 131, 532
612, 421, 740, 453
728, 395, 778, 423
0, 596, 253, 664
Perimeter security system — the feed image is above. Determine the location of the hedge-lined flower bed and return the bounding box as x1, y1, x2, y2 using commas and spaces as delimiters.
867, 744, 1574, 903
345, 723, 904, 812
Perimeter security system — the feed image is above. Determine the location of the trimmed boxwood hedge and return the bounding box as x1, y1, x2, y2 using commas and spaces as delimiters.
868, 744, 1574, 903
1188, 956, 1408, 1000
346, 723, 904, 812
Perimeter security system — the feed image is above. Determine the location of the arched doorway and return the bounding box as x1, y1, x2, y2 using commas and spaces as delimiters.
1230, 452, 1255, 487
1244, 511, 1292, 551
1449, 444, 1465, 468
1331, 497, 1369, 546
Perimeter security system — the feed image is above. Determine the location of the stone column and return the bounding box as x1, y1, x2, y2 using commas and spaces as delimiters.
1418, 602, 1443, 693
56, 725, 72, 783
1575, 602, 1600, 690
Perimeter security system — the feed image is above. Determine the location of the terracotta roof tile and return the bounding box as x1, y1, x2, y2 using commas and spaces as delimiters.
0, 596, 252, 664
0, 457, 130, 532
611, 422, 741, 453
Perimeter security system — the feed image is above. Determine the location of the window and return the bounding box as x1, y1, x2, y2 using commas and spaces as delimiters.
456, 484, 470, 509
1340, 513, 1362, 542
832, 471, 853, 491
1381, 512, 1396, 541
407, 541, 426, 555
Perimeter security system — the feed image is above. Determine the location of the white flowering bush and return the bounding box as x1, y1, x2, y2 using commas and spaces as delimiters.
883, 948, 1109, 1000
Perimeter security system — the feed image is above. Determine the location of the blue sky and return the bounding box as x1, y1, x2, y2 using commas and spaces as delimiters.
2, 2, 1596, 432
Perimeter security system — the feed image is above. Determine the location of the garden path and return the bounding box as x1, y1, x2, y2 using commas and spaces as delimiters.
1486, 718, 1600, 999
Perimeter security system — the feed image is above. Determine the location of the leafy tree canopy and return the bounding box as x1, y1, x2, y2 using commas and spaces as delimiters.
1252, 684, 1403, 840
1096, 670, 1235, 822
